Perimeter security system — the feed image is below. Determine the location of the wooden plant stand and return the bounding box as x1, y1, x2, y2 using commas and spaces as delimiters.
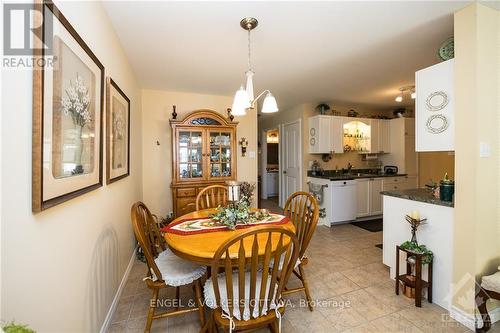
395, 245, 433, 307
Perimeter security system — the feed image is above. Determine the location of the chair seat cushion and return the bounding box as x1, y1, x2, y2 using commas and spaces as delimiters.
204, 271, 277, 321
269, 255, 301, 271
481, 267, 500, 293
154, 249, 206, 287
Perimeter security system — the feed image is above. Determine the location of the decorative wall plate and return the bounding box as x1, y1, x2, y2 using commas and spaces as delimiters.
310, 128, 316, 136
310, 138, 316, 146
426, 114, 449, 134
426, 91, 449, 112
438, 37, 454, 61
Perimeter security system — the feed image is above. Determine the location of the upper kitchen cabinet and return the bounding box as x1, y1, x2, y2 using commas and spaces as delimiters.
369, 119, 391, 154
380, 118, 418, 176
343, 118, 371, 153
415, 59, 454, 151
308, 115, 343, 154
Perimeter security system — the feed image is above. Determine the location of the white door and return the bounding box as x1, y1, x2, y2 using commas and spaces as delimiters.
356, 179, 370, 217
282, 120, 301, 205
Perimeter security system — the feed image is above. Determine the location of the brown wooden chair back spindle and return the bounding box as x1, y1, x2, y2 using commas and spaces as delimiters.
282, 191, 319, 311
209, 226, 299, 331
284, 191, 319, 259
131, 202, 167, 281
196, 184, 229, 210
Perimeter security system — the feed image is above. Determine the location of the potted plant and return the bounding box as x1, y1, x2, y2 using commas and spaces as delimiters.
315, 103, 330, 115
2, 321, 36, 333
399, 214, 434, 298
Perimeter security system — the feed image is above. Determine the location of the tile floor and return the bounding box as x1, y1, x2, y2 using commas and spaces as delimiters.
108, 223, 498, 333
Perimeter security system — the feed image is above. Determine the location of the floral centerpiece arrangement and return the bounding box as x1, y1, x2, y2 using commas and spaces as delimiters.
210, 181, 269, 230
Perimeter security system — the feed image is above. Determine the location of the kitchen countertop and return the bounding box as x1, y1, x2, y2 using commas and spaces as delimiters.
381, 188, 454, 208
308, 173, 408, 181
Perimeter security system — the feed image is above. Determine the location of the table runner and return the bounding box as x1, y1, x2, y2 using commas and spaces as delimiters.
162, 213, 289, 235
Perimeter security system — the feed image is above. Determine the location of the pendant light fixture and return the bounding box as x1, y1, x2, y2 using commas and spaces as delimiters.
395, 86, 415, 103
231, 17, 279, 116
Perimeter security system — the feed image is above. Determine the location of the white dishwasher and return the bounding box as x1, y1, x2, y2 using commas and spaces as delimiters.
330, 180, 357, 224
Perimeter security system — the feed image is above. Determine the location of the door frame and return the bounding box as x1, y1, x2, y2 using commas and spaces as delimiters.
280, 118, 303, 208
260, 127, 280, 201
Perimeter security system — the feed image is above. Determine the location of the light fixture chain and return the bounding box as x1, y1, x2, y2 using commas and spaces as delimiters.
247, 28, 252, 71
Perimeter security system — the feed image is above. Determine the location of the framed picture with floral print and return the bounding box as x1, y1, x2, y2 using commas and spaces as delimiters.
32, 0, 104, 212
106, 78, 130, 184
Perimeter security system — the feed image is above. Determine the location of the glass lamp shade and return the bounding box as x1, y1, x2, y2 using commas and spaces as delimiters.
245, 70, 255, 101
411, 91, 416, 99
231, 86, 251, 116
261, 92, 279, 113
395, 95, 403, 103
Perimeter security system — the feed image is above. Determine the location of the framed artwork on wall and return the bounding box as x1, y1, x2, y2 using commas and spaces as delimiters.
32, 0, 104, 212
106, 78, 130, 184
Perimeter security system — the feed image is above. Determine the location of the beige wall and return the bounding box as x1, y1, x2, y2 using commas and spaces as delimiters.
141, 90, 258, 217
418, 152, 455, 187
453, 3, 500, 316
259, 102, 393, 191
1, 1, 143, 332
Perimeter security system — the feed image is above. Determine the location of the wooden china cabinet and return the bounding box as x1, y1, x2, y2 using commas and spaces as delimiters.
170, 110, 238, 217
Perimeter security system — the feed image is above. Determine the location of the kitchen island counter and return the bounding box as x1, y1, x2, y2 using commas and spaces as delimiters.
382, 189, 454, 311
381, 188, 454, 207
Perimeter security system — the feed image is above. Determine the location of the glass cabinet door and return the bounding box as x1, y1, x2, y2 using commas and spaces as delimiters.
208, 130, 232, 179
178, 130, 203, 179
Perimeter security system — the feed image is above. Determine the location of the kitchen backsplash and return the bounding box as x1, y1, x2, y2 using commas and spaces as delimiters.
307, 151, 380, 172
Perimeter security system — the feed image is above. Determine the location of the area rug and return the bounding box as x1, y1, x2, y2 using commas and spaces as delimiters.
350, 218, 383, 232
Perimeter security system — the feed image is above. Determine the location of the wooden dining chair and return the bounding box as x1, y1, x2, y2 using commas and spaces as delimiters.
131, 202, 207, 332
196, 185, 228, 210
204, 226, 299, 333
282, 192, 319, 311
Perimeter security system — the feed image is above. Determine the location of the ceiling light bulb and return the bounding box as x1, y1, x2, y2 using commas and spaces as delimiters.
395, 95, 403, 103
231, 86, 250, 116
261, 92, 279, 113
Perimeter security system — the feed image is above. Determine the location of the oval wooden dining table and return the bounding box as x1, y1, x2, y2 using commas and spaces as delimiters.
164, 208, 295, 266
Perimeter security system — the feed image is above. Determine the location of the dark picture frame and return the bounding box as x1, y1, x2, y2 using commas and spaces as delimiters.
106, 77, 131, 184
32, 0, 104, 212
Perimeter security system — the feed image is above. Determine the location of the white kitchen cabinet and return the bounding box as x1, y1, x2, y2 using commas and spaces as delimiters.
309, 115, 332, 154
356, 179, 370, 218
308, 115, 343, 154
379, 120, 391, 153
356, 178, 383, 217
379, 118, 418, 176
330, 116, 344, 154
369, 119, 380, 153
382, 175, 417, 191
416, 59, 454, 152
369, 119, 391, 154
369, 178, 383, 215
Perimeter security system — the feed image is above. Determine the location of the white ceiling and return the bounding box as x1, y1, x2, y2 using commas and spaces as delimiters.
103, 1, 470, 111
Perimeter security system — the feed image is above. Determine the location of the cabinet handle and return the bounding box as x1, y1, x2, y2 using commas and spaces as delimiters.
283, 171, 287, 174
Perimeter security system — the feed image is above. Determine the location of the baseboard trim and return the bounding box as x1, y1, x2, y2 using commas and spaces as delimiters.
99, 246, 137, 333
450, 306, 476, 331
450, 304, 500, 332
